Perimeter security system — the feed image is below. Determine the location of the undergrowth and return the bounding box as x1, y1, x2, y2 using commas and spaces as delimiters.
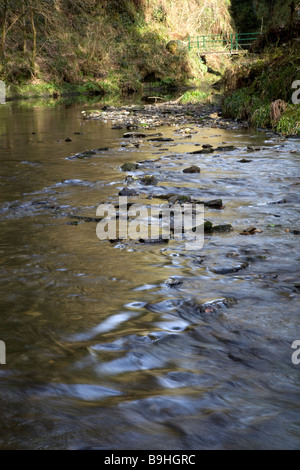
222, 44, 300, 135
0, 0, 233, 98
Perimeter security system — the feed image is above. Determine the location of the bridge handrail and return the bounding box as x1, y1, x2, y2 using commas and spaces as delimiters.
188, 32, 260, 53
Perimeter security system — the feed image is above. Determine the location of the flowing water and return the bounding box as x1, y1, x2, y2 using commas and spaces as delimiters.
0, 100, 299, 450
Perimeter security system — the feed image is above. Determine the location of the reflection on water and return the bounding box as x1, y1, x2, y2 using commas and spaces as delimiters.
0, 100, 299, 449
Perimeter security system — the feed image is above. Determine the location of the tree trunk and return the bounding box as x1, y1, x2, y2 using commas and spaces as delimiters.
0, 7, 7, 58
22, 1, 27, 54
30, 5, 36, 75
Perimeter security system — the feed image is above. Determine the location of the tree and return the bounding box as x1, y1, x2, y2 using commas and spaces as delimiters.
0, 0, 23, 57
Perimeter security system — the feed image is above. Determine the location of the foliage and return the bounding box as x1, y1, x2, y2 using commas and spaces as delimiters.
0, 0, 234, 96
276, 105, 300, 135
230, 0, 294, 33
222, 43, 300, 134
180, 89, 210, 104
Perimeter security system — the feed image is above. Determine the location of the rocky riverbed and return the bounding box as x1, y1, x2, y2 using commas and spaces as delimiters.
71, 100, 298, 246
81, 101, 249, 131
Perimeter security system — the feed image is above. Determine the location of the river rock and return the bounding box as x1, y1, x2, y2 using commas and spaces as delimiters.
203, 199, 223, 209
121, 162, 139, 171
177, 127, 197, 135
268, 199, 287, 204
119, 187, 139, 196
211, 262, 248, 274
239, 227, 262, 235
237, 158, 252, 163
69, 215, 104, 222
247, 146, 261, 152
67, 150, 96, 159
213, 224, 233, 232
140, 175, 158, 185
121, 142, 140, 148
165, 278, 183, 287
123, 132, 146, 138
148, 137, 174, 142
183, 165, 201, 174
204, 221, 213, 232
139, 237, 169, 244
215, 145, 236, 151
169, 194, 192, 204
226, 251, 240, 258
198, 297, 237, 313
189, 148, 214, 154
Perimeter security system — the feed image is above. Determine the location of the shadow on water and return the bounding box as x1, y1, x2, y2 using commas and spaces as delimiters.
6, 86, 187, 109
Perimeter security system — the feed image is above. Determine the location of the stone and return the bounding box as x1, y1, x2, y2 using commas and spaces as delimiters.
268, 199, 287, 204
169, 195, 192, 205
139, 237, 169, 244
148, 137, 174, 142
67, 150, 97, 160
140, 175, 158, 186
166, 40, 179, 54
118, 187, 139, 196
215, 145, 236, 152
239, 227, 262, 235
204, 221, 213, 233
226, 251, 240, 258
121, 162, 139, 171
183, 165, 201, 173
189, 148, 214, 154
211, 262, 248, 274
203, 199, 223, 209
165, 278, 183, 287
247, 146, 261, 152
123, 132, 146, 138
198, 297, 237, 313
213, 224, 233, 232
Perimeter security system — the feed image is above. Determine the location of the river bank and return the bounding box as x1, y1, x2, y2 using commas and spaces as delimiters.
221, 43, 300, 136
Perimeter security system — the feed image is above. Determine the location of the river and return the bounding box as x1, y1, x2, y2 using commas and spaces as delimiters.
0, 99, 299, 449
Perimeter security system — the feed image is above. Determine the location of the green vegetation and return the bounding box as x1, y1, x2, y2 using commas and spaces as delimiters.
230, 0, 295, 33
180, 89, 210, 104
0, 0, 233, 99
276, 105, 300, 135
1, 0, 299, 137
222, 43, 300, 134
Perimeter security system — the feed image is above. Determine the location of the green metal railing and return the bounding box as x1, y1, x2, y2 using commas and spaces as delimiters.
188, 32, 259, 53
